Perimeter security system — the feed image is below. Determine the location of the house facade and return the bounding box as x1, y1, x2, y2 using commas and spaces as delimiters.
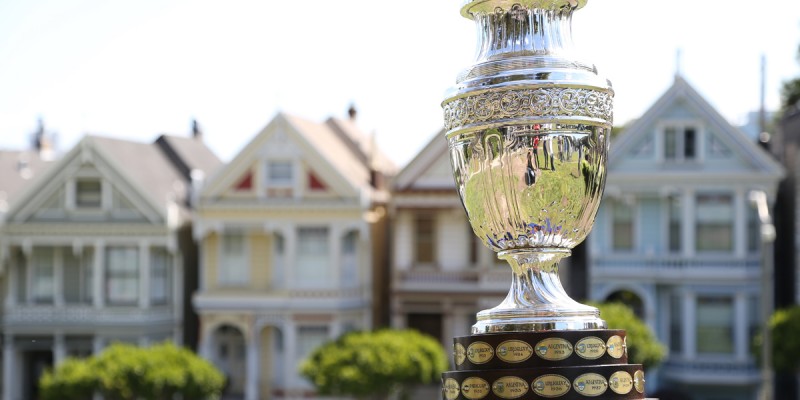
389, 131, 512, 349
589, 76, 784, 400
192, 111, 394, 400
0, 133, 220, 400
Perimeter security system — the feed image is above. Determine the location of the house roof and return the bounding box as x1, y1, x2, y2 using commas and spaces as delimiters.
393, 128, 449, 191
3, 134, 220, 224
611, 75, 784, 177
155, 134, 223, 181
0, 150, 55, 209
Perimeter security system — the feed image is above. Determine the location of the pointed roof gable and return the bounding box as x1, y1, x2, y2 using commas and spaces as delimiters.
393, 128, 453, 192
611, 75, 783, 177
201, 112, 392, 201
5, 134, 220, 224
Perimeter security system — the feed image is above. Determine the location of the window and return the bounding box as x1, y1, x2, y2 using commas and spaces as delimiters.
341, 231, 358, 285
272, 233, 285, 288
150, 248, 170, 305
667, 195, 681, 253
695, 194, 733, 252
663, 126, 698, 161
747, 205, 760, 253
296, 326, 329, 363
266, 161, 293, 197
611, 201, 633, 251
296, 227, 330, 287
696, 296, 734, 354
669, 294, 682, 355
76, 180, 102, 208
219, 233, 248, 285
32, 247, 55, 304
106, 247, 139, 305
64, 248, 93, 304
414, 214, 435, 264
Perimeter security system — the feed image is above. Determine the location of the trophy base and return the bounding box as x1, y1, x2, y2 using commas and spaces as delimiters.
442, 330, 646, 399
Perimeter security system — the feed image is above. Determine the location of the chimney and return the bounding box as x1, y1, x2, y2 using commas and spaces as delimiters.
31, 117, 55, 161
348, 104, 357, 121
192, 119, 202, 140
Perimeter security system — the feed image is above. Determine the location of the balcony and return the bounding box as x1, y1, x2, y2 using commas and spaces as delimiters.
660, 358, 760, 385
3, 304, 174, 327
592, 255, 760, 282
393, 266, 510, 293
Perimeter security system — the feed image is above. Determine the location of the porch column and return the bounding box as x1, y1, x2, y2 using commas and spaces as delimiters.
329, 224, 342, 288
6, 256, 17, 308
3, 334, 15, 400
53, 333, 66, 366
682, 189, 695, 258
284, 227, 297, 290
682, 291, 696, 358
138, 241, 150, 309
92, 240, 105, 308
54, 248, 64, 308
139, 240, 150, 308
245, 324, 260, 400
736, 189, 748, 257
284, 320, 296, 392
734, 292, 748, 361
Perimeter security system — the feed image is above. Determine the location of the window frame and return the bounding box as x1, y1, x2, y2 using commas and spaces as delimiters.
218, 231, 249, 287
659, 122, 702, 163
105, 246, 139, 306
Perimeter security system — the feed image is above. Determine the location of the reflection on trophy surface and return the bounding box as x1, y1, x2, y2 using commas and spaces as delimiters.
443, 0, 613, 334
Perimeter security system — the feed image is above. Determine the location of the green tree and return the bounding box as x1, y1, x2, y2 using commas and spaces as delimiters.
781, 42, 800, 113
39, 342, 224, 400
590, 302, 666, 369
300, 329, 448, 400
758, 305, 800, 372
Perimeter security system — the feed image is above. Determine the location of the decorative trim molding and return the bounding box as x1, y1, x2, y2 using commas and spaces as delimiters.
443, 87, 613, 132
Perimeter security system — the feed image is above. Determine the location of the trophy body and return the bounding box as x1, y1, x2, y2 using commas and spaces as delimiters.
441, 1, 647, 398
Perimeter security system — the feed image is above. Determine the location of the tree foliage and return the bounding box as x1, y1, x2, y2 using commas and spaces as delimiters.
781, 42, 800, 112
300, 329, 448, 400
757, 305, 800, 372
590, 302, 666, 369
39, 342, 224, 400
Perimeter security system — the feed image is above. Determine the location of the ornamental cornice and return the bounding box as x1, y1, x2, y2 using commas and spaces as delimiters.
443, 86, 613, 132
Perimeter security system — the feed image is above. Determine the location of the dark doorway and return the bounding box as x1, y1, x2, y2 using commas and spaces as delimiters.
407, 313, 443, 342
605, 290, 644, 320
23, 350, 53, 400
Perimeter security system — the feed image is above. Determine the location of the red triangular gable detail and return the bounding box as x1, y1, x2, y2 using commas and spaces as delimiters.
308, 171, 326, 191
234, 171, 253, 191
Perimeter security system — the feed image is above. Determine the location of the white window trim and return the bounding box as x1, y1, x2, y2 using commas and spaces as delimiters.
264, 159, 301, 199
608, 196, 638, 254
656, 120, 705, 164
217, 231, 250, 287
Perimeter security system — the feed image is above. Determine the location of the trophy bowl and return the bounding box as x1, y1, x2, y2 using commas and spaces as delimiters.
443, 0, 613, 333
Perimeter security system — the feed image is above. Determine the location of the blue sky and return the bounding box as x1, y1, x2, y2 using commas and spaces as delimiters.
1, 0, 799, 166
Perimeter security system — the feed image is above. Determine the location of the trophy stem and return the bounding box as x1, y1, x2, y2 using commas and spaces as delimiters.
473, 248, 606, 334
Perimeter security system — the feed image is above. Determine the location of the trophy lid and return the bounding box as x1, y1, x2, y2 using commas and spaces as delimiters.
461, 0, 587, 17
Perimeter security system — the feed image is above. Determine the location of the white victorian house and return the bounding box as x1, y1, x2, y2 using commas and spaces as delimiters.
0, 133, 220, 400
389, 131, 512, 350
589, 75, 784, 400
192, 110, 394, 400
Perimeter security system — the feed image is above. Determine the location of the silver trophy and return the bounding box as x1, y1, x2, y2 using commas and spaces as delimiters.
443, 0, 613, 333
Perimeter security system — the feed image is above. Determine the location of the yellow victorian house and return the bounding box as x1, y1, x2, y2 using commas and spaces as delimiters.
192, 110, 394, 400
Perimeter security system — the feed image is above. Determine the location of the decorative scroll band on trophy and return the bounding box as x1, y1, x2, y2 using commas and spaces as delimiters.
440, 0, 646, 398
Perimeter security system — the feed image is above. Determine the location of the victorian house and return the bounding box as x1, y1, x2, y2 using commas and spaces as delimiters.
0, 132, 220, 400
192, 111, 394, 400
588, 75, 784, 400
389, 131, 512, 350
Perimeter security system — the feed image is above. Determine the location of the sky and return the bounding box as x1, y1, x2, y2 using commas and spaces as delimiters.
1, 0, 799, 167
